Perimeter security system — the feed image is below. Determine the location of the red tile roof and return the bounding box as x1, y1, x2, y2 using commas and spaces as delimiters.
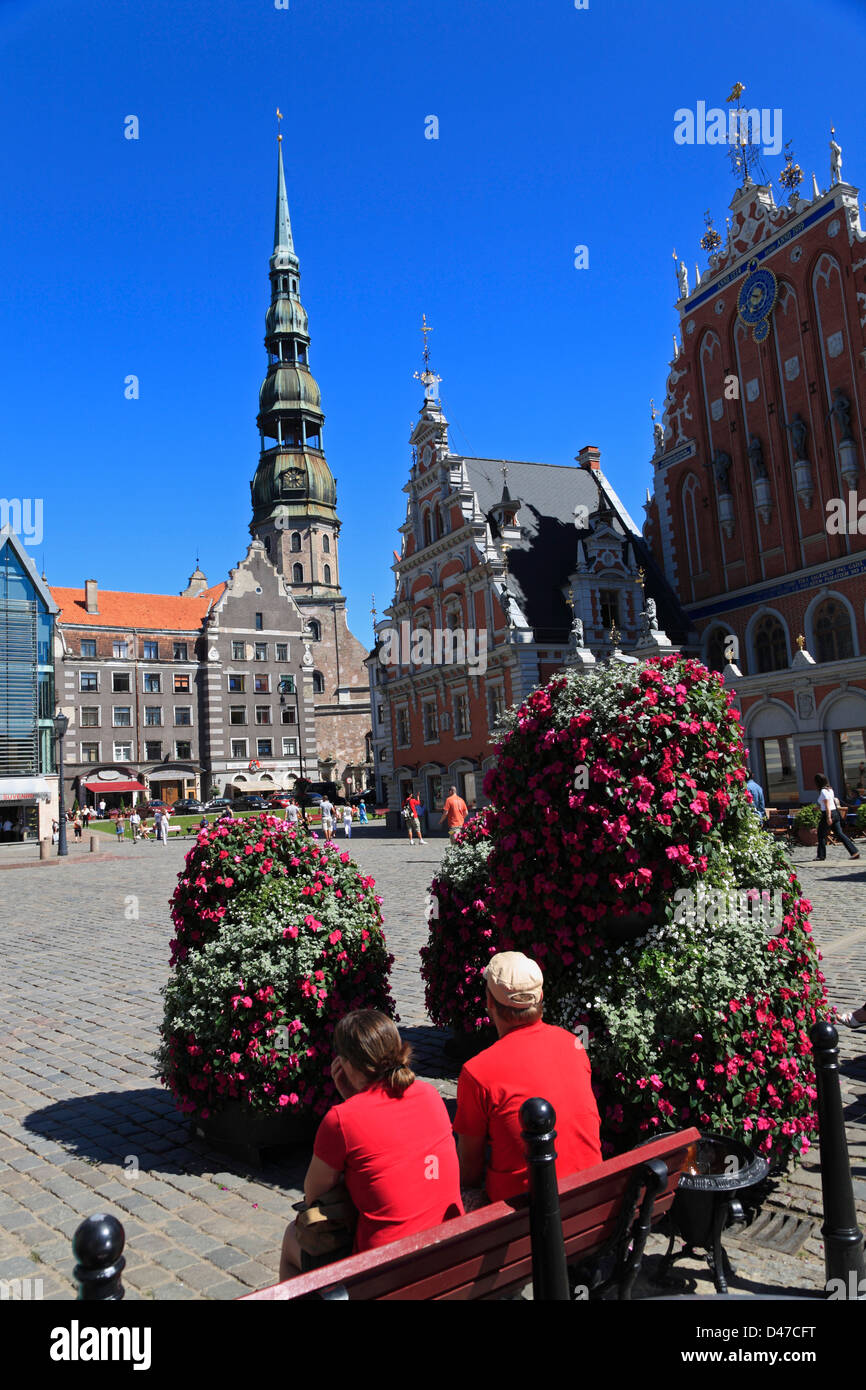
49, 584, 226, 632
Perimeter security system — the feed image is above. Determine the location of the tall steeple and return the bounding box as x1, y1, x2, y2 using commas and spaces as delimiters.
250, 129, 338, 570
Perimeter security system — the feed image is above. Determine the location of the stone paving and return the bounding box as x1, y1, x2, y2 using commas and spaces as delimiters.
0, 827, 865, 1300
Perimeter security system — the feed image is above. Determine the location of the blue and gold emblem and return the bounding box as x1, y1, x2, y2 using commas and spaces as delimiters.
737, 260, 777, 342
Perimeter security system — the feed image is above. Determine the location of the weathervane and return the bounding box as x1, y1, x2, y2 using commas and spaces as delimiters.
413, 314, 442, 401
726, 82, 758, 186
779, 140, 803, 202
276, 108, 283, 143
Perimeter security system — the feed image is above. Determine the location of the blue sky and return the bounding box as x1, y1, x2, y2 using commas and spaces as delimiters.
1, 0, 862, 645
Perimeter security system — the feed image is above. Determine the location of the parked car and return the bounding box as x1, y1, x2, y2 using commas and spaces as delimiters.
145, 799, 169, 814
233, 794, 269, 811
269, 795, 292, 809
294, 791, 323, 809
173, 799, 205, 815
205, 797, 233, 811
347, 789, 376, 807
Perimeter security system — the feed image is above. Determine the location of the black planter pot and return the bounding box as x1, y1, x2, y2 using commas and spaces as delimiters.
443, 1026, 496, 1062
660, 1134, 770, 1293
191, 1100, 316, 1167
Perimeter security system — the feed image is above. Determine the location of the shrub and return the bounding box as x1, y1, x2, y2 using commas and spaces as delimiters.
419, 810, 496, 1034
157, 815, 395, 1120
420, 656, 829, 1167
794, 803, 821, 830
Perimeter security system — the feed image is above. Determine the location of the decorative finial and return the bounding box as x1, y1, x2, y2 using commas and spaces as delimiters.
276, 108, 283, 143
637, 566, 645, 588
609, 623, 621, 648
797, 633, 806, 650
420, 313, 432, 367
700, 209, 722, 253
725, 85, 757, 186
779, 140, 803, 202
650, 399, 657, 422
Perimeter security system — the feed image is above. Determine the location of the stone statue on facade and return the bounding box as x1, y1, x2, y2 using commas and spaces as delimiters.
785, 413, 808, 460
653, 419, 665, 454
830, 133, 843, 186
712, 449, 733, 493
829, 386, 854, 441
572, 613, 584, 647
676, 259, 689, 300
747, 433, 767, 478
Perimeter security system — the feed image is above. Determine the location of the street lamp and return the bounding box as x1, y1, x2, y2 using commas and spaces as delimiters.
53, 710, 69, 858
280, 682, 308, 828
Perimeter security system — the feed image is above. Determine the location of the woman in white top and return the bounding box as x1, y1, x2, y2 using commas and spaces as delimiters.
814, 774, 860, 862
342, 804, 353, 838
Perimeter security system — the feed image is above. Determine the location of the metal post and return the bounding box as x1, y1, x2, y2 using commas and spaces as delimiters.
520, 1097, 570, 1301
56, 729, 68, 857
72, 1214, 126, 1300
810, 1020, 865, 1296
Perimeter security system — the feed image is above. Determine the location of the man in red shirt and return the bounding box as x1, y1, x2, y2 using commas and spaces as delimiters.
454, 952, 601, 1203
440, 785, 469, 840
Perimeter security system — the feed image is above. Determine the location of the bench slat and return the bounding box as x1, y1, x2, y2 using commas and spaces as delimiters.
240, 1126, 698, 1301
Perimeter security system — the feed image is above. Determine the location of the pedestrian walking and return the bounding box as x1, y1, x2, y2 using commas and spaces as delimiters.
358, 798, 368, 825
815, 773, 860, 861
745, 775, 766, 823
342, 804, 353, 838
73, 813, 82, 841
130, 810, 141, 843
98, 799, 106, 820
320, 798, 335, 839
159, 807, 170, 844
286, 799, 300, 828
402, 792, 424, 846
115, 815, 125, 843
440, 785, 469, 841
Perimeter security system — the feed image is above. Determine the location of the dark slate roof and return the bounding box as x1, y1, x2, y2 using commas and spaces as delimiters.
460, 455, 692, 648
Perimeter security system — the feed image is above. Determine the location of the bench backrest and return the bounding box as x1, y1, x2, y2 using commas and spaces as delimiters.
240, 1126, 700, 1302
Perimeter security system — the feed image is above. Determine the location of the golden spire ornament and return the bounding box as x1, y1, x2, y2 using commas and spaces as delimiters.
797, 634, 806, 650
700, 209, 722, 253
276, 107, 283, 142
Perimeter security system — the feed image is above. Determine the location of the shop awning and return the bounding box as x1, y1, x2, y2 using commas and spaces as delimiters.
82, 780, 147, 794
146, 770, 197, 782
0, 776, 53, 802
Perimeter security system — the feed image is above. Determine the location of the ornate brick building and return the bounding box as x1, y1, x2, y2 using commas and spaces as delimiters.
645, 131, 866, 802
371, 362, 688, 819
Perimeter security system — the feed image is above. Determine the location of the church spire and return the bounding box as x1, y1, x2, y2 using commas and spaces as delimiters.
273, 115, 296, 258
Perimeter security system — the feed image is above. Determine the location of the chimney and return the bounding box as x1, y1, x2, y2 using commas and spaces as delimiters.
576, 445, 601, 472
84, 579, 99, 614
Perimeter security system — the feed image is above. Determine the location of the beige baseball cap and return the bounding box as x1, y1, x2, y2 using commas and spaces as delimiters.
485, 952, 544, 1008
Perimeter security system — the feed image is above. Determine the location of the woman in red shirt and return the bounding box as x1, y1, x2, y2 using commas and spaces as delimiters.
279, 1011, 462, 1277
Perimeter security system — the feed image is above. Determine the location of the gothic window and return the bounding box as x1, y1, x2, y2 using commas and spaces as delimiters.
313, 671, 325, 694
308, 620, 321, 641
322, 534, 330, 553
291, 532, 302, 552
293, 563, 304, 583
423, 511, 432, 547
681, 474, 703, 578
323, 564, 332, 584
814, 599, 854, 663
754, 614, 788, 673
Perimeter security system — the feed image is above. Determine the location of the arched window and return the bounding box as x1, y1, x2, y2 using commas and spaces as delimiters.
323, 564, 332, 584
322, 534, 330, 553
313, 671, 325, 694
681, 474, 703, 581
436, 505, 445, 538
706, 627, 731, 674
423, 511, 432, 547
815, 598, 854, 663
754, 614, 788, 673
292, 563, 304, 583
291, 532, 302, 552
308, 619, 321, 642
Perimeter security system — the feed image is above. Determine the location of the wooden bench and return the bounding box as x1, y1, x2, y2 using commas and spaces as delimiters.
239, 1125, 700, 1302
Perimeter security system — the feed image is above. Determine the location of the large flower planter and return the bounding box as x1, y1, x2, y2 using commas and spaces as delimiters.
797, 827, 818, 846
192, 1100, 316, 1167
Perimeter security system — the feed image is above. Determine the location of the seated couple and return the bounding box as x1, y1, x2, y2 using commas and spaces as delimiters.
280, 952, 602, 1278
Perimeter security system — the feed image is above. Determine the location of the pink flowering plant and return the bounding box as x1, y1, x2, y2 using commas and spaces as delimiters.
420, 809, 497, 1035
157, 816, 395, 1121
420, 656, 829, 1168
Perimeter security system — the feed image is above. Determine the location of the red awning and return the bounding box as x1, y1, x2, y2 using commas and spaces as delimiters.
82, 781, 147, 794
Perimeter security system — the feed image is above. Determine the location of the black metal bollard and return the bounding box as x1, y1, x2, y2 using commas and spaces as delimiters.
520, 1097, 570, 1301
810, 1020, 865, 1297
72, 1214, 126, 1300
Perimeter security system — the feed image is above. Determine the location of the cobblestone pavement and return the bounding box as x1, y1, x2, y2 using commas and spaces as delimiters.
0, 828, 864, 1300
